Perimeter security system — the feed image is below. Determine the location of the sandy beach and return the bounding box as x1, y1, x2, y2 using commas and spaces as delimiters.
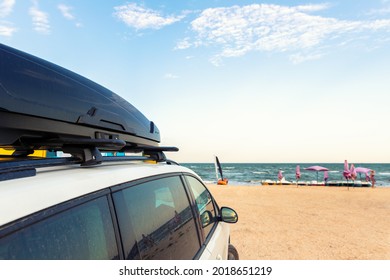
207, 184, 390, 260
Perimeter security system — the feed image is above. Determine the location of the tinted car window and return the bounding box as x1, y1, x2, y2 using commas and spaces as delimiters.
0, 196, 118, 260
186, 176, 217, 238
113, 176, 200, 260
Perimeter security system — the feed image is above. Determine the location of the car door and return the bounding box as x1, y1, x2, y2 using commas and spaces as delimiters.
112, 175, 202, 260
184, 175, 230, 260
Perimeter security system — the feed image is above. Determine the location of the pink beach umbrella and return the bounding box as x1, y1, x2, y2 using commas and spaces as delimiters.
296, 165, 301, 180
343, 160, 354, 190
343, 160, 351, 181
350, 164, 357, 181
324, 170, 329, 184
278, 169, 283, 181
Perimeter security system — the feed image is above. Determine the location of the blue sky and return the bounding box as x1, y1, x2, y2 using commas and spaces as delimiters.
1, 0, 390, 163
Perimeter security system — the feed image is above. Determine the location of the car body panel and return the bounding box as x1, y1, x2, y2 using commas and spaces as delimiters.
200, 222, 230, 260
0, 162, 197, 227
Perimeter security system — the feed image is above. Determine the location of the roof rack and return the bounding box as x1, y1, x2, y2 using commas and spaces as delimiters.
0, 144, 179, 182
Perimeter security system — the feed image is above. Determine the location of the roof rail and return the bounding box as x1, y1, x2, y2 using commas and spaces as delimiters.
0, 156, 82, 182
0, 144, 179, 181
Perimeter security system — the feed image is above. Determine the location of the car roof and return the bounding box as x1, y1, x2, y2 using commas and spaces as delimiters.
0, 161, 197, 227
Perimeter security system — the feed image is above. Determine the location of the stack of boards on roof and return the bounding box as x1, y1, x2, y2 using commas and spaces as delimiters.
0, 44, 172, 161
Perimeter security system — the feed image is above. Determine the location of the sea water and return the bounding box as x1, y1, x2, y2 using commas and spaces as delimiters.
181, 163, 390, 187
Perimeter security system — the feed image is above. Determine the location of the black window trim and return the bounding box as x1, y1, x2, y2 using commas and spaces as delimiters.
181, 174, 222, 258
107, 192, 125, 260
109, 172, 186, 192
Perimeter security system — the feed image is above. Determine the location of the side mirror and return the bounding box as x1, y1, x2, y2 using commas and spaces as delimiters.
200, 210, 213, 228
220, 207, 238, 223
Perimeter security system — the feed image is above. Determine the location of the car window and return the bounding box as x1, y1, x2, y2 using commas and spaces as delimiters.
185, 176, 217, 238
113, 176, 200, 260
0, 196, 118, 260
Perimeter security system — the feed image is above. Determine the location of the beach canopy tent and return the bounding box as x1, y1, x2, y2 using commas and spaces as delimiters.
355, 167, 371, 174
304, 165, 329, 182
355, 167, 372, 180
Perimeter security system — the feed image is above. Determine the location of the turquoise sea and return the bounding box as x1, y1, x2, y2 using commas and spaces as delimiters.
181, 163, 390, 187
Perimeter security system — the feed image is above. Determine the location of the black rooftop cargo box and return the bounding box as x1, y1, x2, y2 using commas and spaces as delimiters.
0, 44, 160, 152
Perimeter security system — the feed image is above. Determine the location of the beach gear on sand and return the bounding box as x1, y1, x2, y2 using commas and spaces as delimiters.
215, 156, 228, 185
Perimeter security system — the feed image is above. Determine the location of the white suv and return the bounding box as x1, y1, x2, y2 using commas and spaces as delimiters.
0, 44, 239, 260
0, 158, 239, 260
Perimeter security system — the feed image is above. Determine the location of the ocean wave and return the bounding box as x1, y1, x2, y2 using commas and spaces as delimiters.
224, 171, 242, 176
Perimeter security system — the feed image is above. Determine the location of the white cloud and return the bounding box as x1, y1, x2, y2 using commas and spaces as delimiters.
113, 3, 185, 30
0, 0, 16, 37
29, 1, 50, 34
296, 3, 331, 12
368, 0, 390, 15
164, 73, 179, 79
289, 52, 325, 64
0, 0, 15, 18
368, 6, 390, 16
180, 3, 390, 64
58, 3, 82, 27
0, 22, 16, 36
175, 37, 191, 50
58, 4, 74, 20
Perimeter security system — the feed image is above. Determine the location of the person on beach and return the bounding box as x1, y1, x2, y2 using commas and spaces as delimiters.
295, 165, 301, 187
365, 173, 370, 182
324, 171, 329, 186
370, 170, 376, 188
277, 169, 284, 184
